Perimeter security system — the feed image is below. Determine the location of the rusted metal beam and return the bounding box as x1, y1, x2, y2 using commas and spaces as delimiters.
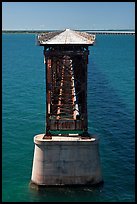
44, 44, 89, 135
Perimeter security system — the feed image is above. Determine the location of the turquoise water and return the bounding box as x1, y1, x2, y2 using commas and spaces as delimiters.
2, 34, 135, 202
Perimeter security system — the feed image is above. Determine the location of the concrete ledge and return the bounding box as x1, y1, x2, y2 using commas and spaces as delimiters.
34, 134, 99, 145
29, 180, 104, 190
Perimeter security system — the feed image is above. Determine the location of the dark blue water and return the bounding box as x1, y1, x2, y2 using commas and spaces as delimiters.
2, 34, 135, 202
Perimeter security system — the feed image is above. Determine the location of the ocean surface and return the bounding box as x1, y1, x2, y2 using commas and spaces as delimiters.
2, 33, 135, 202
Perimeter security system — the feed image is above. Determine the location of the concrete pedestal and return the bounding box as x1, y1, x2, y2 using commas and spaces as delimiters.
30, 134, 103, 187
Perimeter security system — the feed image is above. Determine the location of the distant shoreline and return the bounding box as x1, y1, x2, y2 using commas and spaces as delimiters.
2, 30, 135, 35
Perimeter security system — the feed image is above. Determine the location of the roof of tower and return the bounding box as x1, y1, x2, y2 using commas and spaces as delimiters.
37, 29, 95, 45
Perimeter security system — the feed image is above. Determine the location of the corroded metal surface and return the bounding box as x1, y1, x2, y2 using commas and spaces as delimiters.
44, 45, 89, 135
37, 29, 95, 136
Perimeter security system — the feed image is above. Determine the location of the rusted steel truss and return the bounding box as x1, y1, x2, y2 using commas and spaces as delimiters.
44, 46, 89, 136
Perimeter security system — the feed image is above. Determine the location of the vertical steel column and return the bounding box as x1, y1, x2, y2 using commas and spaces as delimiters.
44, 46, 52, 137
72, 46, 89, 135
82, 48, 88, 135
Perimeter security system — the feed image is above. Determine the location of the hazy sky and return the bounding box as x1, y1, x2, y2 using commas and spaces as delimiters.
2, 2, 135, 30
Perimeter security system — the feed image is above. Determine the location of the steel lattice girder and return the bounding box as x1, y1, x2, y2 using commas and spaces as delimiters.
44, 46, 89, 133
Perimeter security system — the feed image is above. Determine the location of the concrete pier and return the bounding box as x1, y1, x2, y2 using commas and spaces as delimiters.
30, 134, 103, 187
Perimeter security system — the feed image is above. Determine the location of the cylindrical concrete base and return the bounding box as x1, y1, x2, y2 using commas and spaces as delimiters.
30, 134, 103, 187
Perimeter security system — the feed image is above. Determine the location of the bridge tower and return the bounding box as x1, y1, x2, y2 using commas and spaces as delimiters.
30, 29, 103, 188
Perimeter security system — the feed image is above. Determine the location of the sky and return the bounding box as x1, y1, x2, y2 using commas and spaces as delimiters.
2, 2, 135, 30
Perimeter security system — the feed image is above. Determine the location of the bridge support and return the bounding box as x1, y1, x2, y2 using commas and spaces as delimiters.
30, 134, 103, 188
30, 29, 103, 188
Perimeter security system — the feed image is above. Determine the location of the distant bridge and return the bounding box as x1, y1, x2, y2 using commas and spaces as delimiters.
2, 30, 135, 35
86, 31, 135, 35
